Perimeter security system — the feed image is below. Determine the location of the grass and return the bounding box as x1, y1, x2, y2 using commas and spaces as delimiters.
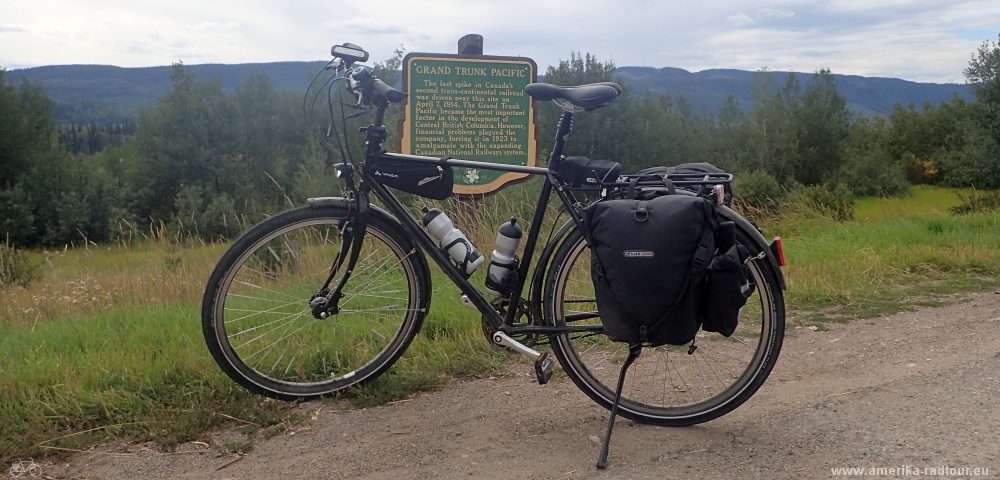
0, 278, 506, 461
764, 185, 1000, 324
2, 184, 998, 462
0, 305, 295, 459
0, 230, 507, 462
853, 185, 972, 223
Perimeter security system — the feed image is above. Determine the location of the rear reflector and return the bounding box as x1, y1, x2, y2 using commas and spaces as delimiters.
769, 237, 786, 266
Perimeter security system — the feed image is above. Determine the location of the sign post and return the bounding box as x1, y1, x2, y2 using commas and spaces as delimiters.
399, 44, 537, 197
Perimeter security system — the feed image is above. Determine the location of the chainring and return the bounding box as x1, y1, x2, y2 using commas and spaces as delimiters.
481, 297, 538, 351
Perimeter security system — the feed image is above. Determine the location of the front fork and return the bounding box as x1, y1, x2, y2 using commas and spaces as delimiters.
309, 190, 371, 319
310, 118, 389, 319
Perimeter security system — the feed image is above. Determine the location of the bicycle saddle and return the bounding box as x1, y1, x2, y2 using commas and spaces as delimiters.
524, 82, 622, 111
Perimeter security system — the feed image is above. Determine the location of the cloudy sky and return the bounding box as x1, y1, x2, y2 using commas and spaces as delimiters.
1, 0, 998, 83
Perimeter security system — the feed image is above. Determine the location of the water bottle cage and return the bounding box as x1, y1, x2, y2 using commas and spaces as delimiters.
442, 237, 477, 278
501, 263, 519, 289
485, 255, 520, 296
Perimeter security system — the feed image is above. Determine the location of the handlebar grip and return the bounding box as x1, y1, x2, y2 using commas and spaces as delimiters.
372, 79, 408, 104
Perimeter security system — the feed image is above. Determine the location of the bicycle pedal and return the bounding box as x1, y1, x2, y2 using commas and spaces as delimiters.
534, 353, 555, 385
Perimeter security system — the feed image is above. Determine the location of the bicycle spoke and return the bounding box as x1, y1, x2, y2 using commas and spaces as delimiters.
224, 299, 307, 324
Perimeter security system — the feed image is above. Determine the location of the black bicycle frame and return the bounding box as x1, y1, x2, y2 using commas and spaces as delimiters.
345, 105, 601, 338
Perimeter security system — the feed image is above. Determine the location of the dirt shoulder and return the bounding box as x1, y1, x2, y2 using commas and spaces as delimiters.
41, 291, 1000, 479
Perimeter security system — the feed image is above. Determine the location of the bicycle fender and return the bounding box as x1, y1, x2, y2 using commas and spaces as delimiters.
530, 218, 578, 323
307, 196, 399, 225
716, 205, 786, 290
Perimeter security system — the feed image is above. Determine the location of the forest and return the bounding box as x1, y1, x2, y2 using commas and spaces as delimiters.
1, 37, 999, 250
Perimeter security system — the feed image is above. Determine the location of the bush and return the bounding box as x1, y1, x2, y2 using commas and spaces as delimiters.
937, 126, 1000, 188
201, 194, 240, 240
834, 149, 910, 197
795, 183, 855, 221
949, 188, 1000, 215
0, 241, 39, 288
734, 170, 783, 211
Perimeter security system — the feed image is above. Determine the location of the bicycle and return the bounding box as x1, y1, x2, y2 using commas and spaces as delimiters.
9, 458, 42, 478
201, 43, 786, 461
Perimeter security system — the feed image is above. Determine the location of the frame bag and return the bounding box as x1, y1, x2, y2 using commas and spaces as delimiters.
558, 156, 622, 191
371, 157, 454, 200
584, 195, 717, 346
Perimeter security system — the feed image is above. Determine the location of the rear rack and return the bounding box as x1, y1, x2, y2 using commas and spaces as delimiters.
604, 172, 733, 189
597, 171, 733, 201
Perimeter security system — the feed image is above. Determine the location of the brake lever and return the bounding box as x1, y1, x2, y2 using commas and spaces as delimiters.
343, 97, 367, 110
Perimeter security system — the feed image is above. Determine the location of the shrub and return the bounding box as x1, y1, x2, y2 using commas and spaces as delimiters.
937, 126, 1000, 189
949, 188, 1000, 215
201, 194, 240, 240
0, 241, 39, 288
795, 183, 855, 221
734, 170, 783, 211
834, 149, 910, 197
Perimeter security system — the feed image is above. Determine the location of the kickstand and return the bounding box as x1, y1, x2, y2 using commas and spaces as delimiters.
596, 342, 642, 469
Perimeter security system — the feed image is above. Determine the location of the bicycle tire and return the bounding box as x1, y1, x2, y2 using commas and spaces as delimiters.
202, 204, 431, 400
544, 225, 784, 426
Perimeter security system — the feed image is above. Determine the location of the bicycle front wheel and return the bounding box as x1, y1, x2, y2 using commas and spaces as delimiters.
545, 226, 784, 426
202, 204, 431, 399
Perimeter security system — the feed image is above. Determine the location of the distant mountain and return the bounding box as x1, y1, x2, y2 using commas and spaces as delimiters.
5, 62, 328, 124
614, 66, 973, 118
5, 62, 973, 124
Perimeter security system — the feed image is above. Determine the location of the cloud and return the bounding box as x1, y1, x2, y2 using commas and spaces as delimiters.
191, 22, 241, 31
728, 8, 795, 28
323, 17, 404, 35
727, 13, 755, 27
2, 0, 997, 83
756, 8, 794, 20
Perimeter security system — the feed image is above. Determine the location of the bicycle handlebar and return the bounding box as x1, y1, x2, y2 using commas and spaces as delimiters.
372, 78, 408, 103
332, 44, 407, 106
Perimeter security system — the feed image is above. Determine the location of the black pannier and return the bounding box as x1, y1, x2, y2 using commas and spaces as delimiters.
585, 195, 717, 346
585, 192, 755, 346
371, 158, 454, 200
558, 156, 622, 191
700, 221, 755, 336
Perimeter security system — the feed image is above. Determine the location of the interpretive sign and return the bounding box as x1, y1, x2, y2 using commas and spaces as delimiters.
400, 53, 537, 196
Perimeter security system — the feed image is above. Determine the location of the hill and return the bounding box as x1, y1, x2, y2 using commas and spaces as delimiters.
614, 66, 973, 118
4, 62, 328, 124
5, 62, 973, 124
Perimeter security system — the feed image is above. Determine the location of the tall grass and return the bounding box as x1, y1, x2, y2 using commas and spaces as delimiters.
0, 273, 505, 461
0, 305, 293, 459
755, 185, 1000, 322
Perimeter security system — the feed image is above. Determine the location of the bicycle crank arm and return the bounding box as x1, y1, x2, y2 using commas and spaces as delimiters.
492, 332, 556, 385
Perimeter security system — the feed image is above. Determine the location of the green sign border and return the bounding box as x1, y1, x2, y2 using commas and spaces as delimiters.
398, 53, 538, 197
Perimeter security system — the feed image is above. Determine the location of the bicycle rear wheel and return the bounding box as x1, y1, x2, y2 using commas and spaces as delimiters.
202, 204, 431, 400
544, 226, 784, 426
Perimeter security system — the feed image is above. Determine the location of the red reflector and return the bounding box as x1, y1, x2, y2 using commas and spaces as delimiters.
773, 236, 786, 266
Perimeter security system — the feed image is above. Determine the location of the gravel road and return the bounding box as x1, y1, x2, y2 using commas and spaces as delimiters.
43, 291, 1000, 479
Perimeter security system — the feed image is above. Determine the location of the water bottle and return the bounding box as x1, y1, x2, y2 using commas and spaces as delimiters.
485, 217, 522, 297
421, 207, 484, 276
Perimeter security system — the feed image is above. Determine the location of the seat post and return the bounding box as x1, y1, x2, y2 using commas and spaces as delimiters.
597, 342, 642, 469
547, 111, 574, 171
